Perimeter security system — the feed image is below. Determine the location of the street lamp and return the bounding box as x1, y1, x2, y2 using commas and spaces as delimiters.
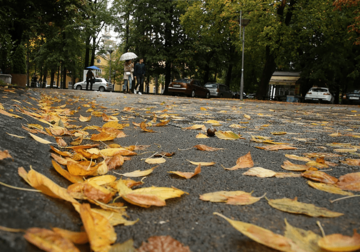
107, 45, 114, 85
240, 11, 250, 101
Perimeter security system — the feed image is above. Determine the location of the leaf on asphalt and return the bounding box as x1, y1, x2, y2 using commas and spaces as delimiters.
284, 219, 322, 252
100, 148, 137, 157
55, 137, 67, 147
194, 144, 223, 151
200, 191, 261, 205
204, 120, 221, 126
83, 125, 101, 131
154, 152, 175, 157
243, 167, 277, 178
50, 146, 73, 157
109, 239, 137, 252
79, 203, 116, 252
0, 150, 12, 160
74, 148, 101, 160
79, 115, 91, 122
196, 133, 209, 138
7, 132, 26, 139
106, 154, 125, 170
271, 131, 287, 135
214, 212, 293, 252
90, 132, 117, 141
302, 170, 338, 184
24, 228, 79, 252
225, 152, 254, 170
307, 181, 354, 196
102, 113, 118, 122
226, 192, 266, 205
91, 208, 138, 226
304, 152, 341, 159
67, 144, 100, 150
155, 119, 171, 127
169, 164, 201, 179
182, 124, 206, 130
256, 145, 297, 151
281, 160, 308, 171
215, 130, 241, 140
275, 172, 302, 178
337, 172, 360, 191
188, 160, 215, 166
82, 182, 115, 203
145, 157, 166, 164
285, 154, 311, 162
267, 197, 343, 217
244, 114, 251, 120
70, 136, 83, 146
52, 160, 83, 184
102, 121, 128, 130
29, 133, 53, 144
122, 178, 144, 188
67, 160, 101, 176
318, 230, 360, 252
137, 236, 190, 252
52, 227, 89, 244
0, 109, 22, 118
229, 124, 246, 129
117, 166, 156, 177
140, 121, 155, 132
333, 148, 358, 153
19, 167, 78, 204
306, 160, 329, 169
341, 159, 360, 166
50, 126, 71, 136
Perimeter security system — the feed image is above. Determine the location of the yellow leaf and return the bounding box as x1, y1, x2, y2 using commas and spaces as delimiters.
214, 212, 293, 252
6, 133, 25, 139
52, 228, 89, 244
200, 107, 207, 111
90, 132, 117, 141
0, 109, 22, 118
196, 133, 209, 138
285, 154, 311, 162
201, 191, 264, 205
267, 197, 343, 217
182, 124, 206, 130
91, 208, 138, 226
52, 160, 83, 184
140, 121, 155, 133
187, 160, 215, 166
229, 124, 246, 129
117, 166, 156, 177
194, 144, 223, 151
307, 181, 353, 196
333, 148, 357, 153
79, 115, 91, 122
281, 160, 308, 171
225, 152, 254, 170
256, 145, 297, 151
29, 133, 53, 144
318, 230, 360, 252
204, 120, 221, 126
306, 160, 329, 169
0, 150, 13, 160
243, 167, 277, 178
244, 114, 251, 120
271, 131, 287, 135
102, 121, 128, 129
168, 164, 201, 179
100, 148, 136, 157
215, 131, 241, 140
145, 158, 166, 164
28, 124, 44, 130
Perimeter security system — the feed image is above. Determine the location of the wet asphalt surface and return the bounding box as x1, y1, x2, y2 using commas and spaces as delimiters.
0, 88, 359, 252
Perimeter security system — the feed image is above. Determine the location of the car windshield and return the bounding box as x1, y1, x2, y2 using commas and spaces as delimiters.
311, 88, 328, 92
174, 79, 191, 84
205, 84, 217, 88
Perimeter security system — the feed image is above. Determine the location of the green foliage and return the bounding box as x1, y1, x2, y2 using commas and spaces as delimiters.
12, 44, 26, 74
0, 33, 14, 74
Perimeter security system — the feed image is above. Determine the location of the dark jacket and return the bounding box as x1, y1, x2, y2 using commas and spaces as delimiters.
134, 62, 146, 76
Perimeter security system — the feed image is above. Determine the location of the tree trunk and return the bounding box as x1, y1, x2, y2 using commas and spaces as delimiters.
256, 46, 276, 99
164, 5, 173, 95
57, 65, 60, 88
50, 70, 55, 88
62, 67, 67, 89
84, 37, 90, 69
42, 68, 47, 88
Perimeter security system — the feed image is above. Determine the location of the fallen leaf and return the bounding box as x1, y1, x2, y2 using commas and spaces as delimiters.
182, 124, 206, 130
337, 172, 360, 191
102, 121, 128, 130
243, 167, 277, 178
50, 146, 72, 157
308, 181, 354, 196
106, 154, 125, 170
333, 148, 357, 153
109, 239, 136, 252
91, 132, 117, 141
215, 130, 241, 140
188, 160, 215, 166
117, 166, 156, 177
52, 227, 89, 244
318, 230, 360, 252
67, 160, 101, 176
306, 160, 329, 169
100, 148, 136, 157
0, 109, 22, 118
304, 153, 341, 159
225, 152, 254, 170
155, 119, 171, 127
302, 170, 338, 184
55, 137, 67, 147
6, 133, 26, 139
200, 191, 260, 204
52, 160, 83, 184
194, 144, 223, 151
102, 113, 118, 122
285, 154, 311, 162
169, 164, 201, 179
256, 145, 297, 151
0, 150, 12, 160
140, 121, 155, 133
204, 120, 221, 126
244, 114, 251, 120
271, 131, 287, 135
196, 133, 209, 138
214, 212, 293, 252
79, 115, 91, 122
275, 172, 302, 178
138, 236, 190, 252
24, 228, 80, 252
267, 197, 343, 217
145, 158, 166, 164
226, 192, 266, 205
79, 204, 116, 252
281, 160, 308, 171
29, 133, 53, 144
341, 159, 360, 166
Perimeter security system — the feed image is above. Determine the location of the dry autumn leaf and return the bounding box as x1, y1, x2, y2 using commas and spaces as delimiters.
224, 152, 254, 170
214, 212, 293, 252
29, 133, 53, 144
79, 115, 91, 122
337, 172, 360, 191
200, 190, 263, 206
155, 119, 171, 127
302, 170, 338, 184
281, 160, 308, 171
341, 159, 360, 166
306, 160, 329, 169
169, 164, 201, 179
267, 197, 343, 217
0, 150, 12, 160
275, 172, 302, 178
182, 124, 206, 131
256, 145, 297, 151
215, 130, 241, 140
52, 159, 83, 183
307, 181, 354, 196
243, 167, 277, 178
67, 160, 101, 176
117, 166, 157, 177
52, 227, 89, 244
145, 157, 166, 164
187, 160, 215, 166
55, 137, 67, 147
100, 148, 136, 157
140, 121, 155, 133
318, 230, 360, 252
285, 154, 311, 162
91, 132, 117, 141
271, 131, 287, 135
138, 236, 190, 252
244, 114, 251, 120
24, 228, 79, 252
196, 133, 209, 138
193, 144, 223, 151
50, 145, 72, 157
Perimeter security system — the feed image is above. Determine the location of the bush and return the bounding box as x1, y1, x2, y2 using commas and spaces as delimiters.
12, 45, 26, 74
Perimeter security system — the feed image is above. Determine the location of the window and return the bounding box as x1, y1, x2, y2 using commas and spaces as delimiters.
97, 59, 101, 63
68, 82, 72, 85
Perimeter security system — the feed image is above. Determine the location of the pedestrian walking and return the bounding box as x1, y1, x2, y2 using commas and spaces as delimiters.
123, 60, 134, 93
86, 70, 94, 90
134, 58, 146, 94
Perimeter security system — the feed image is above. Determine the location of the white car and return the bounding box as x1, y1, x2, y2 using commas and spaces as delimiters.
73, 78, 113, 92
304, 87, 334, 103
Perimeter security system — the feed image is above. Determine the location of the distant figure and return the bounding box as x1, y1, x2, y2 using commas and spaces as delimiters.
86, 70, 94, 90
123, 60, 134, 93
134, 58, 146, 94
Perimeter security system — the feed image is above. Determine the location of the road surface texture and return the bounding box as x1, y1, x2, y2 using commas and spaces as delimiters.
0, 88, 359, 251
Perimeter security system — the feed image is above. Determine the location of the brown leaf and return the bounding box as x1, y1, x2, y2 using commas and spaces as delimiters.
140, 121, 155, 133
318, 230, 360, 251
0, 150, 12, 160
226, 192, 265, 205
138, 236, 190, 252
225, 152, 254, 170
66, 144, 99, 150
337, 172, 360, 191
306, 160, 329, 169
106, 154, 125, 170
281, 160, 308, 171
79, 115, 91, 122
24, 228, 79, 252
52, 227, 89, 244
302, 170, 338, 184
169, 164, 201, 179
55, 137, 67, 147
194, 144, 223, 151
256, 145, 297, 151
83, 183, 114, 203
50, 146, 73, 157
90, 132, 117, 141
341, 158, 360, 166
155, 119, 171, 127
304, 152, 341, 159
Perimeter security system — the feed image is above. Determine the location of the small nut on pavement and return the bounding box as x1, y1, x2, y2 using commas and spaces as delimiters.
207, 128, 216, 136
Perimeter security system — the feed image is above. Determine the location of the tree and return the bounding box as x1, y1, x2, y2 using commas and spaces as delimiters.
334, 0, 360, 45
12, 44, 26, 74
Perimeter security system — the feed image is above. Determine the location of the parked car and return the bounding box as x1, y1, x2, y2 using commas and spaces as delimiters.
204, 83, 233, 98
73, 78, 113, 92
304, 87, 334, 103
246, 93, 255, 99
342, 89, 360, 104
168, 79, 210, 98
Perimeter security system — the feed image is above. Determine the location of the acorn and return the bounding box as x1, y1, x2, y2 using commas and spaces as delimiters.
207, 127, 217, 136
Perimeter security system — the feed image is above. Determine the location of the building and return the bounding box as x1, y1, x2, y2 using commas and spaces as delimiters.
268, 71, 301, 101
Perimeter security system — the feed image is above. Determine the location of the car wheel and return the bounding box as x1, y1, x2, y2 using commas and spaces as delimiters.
206, 92, 210, 99
76, 85, 82, 90
99, 86, 105, 92
191, 90, 195, 97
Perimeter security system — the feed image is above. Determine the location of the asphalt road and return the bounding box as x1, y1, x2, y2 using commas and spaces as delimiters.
0, 88, 359, 252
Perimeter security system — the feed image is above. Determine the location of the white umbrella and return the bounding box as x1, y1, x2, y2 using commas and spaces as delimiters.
120, 52, 138, 61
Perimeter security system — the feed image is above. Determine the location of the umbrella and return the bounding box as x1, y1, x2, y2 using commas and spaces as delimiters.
120, 52, 138, 61
86, 65, 101, 70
